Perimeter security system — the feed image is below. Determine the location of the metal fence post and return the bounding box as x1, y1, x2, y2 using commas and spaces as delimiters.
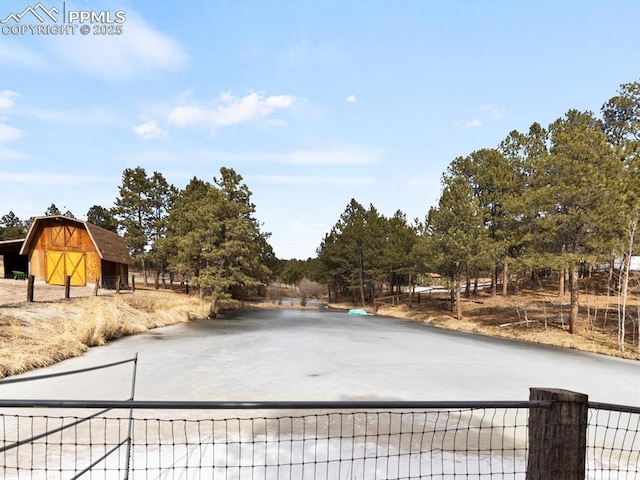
124, 353, 139, 480
64, 275, 71, 299
527, 388, 588, 480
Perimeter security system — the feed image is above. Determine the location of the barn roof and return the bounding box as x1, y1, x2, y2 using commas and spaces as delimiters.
0, 238, 25, 254
20, 216, 132, 265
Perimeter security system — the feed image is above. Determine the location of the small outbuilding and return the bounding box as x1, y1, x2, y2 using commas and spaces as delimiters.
19, 216, 131, 287
0, 238, 28, 278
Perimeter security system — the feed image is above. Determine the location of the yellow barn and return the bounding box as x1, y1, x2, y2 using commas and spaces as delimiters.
20, 216, 131, 287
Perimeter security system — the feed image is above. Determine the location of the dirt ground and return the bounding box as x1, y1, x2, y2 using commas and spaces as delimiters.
372, 285, 640, 361
0, 278, 116, 306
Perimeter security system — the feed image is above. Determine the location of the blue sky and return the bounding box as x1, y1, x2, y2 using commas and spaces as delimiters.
1, 1, 639, 259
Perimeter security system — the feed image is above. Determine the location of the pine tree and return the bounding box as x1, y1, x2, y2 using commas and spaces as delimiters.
114, 167, 151, 273
45, 204, 61, 216
529, 110, 623, 333
420, 175, 489, 320
0, 211, 27, 240
165, 169, 271, 316
86, 205, 118, 233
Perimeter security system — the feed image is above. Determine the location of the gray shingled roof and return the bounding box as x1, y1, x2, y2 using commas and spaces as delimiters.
85, 222, 132, 265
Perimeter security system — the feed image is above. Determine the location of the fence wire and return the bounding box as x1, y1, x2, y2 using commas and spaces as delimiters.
587, 405, 640, 480
1, 408, 529, 480
2, 356, 639, 479
3, 405, 640, 479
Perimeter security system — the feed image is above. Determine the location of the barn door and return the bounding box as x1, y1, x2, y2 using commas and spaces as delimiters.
65, 252, 86, 286
46, 251, 86, 286
50, 226, 80, 247
46, 251, 65, 285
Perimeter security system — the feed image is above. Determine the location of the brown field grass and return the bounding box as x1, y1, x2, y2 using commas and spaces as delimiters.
0, 287, 209, 378
366, 285, 640, 361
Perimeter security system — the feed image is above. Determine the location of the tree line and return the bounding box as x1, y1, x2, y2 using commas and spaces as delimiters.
0, 204, 78, 240
419, 80, 640, 346
2, 79, 639, 347
308, 79, 640, 350
0, 167, 274, 318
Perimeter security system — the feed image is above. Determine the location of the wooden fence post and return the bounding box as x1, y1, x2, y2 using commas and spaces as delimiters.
527, 388, 588, 480
64, 275, 71, 299
27, 275, 34, 302
94, 278, 99, 296
132, 275, 136, 293
115, 275, 121, 294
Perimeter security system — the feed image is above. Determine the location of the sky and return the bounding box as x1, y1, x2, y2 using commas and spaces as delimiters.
1, 1, 639, 260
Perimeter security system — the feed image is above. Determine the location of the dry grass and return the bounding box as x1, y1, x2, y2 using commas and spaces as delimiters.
0, 284, 326, 379
370, 288, 640, 361
2, 277, 639, 380
0, 290, 209, 378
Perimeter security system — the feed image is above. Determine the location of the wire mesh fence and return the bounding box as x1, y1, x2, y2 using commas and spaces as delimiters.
587, 403, 640, 480
1, 406, 532, 480
1, 357, 639, 479
3, 401, 640, 479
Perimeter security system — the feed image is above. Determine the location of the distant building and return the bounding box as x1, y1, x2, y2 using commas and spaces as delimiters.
626, 257, 640, 271
18, 216, 131, 287
610, 257, 640, 272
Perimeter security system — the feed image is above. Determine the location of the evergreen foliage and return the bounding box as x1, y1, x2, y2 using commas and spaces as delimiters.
162, 168, 271, 316
3, 79, 640, 346
86, 205, 118, 233
0, 211, 27, 240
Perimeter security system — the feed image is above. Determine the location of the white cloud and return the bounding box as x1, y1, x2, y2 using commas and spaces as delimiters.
0, 123, 24, 143
48, 11, 187, 82
133, 120, 167, 140
0, 90, 19, 109
466, 119, 482, 128
168, 92, 296, 132
481, 103, 506, 120
265, 118, 287, 127
346, 94, 357, 104
168, 106, 208, 127
0, 123, 26, 160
